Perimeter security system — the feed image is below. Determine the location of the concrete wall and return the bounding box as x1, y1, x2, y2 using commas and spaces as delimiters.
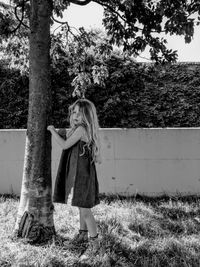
1, 128, 200, 196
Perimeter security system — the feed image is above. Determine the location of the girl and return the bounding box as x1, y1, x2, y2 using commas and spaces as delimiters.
47, 98, 101, 248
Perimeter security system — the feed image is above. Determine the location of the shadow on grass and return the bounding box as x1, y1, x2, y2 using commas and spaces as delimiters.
53, 233, 87, 254
99, 193, 200, 206
96, 220, 200, 267
2, 192, 200, 206
99, 192, 200, 239
128, 218, 187, 238
157, 205, 200, 220
37, 258, 67, 267
128, 209, 200, 238
0, 194, 19, 201
0, 259, 11, 267
94, 231, 200, 267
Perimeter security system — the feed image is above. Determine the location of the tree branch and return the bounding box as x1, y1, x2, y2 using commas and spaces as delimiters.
68, 0, 91, 5
93, 0, 197, 35
0, 0, 30, 35
93, 0, 147, 33
52, 15, 69, 25
14, 0, 29, 30
52, 16, 82, 43
52, 15, 70, 34
93, 0, 127, 23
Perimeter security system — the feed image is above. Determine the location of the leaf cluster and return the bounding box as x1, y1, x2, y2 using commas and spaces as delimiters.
99, 0, 200, 62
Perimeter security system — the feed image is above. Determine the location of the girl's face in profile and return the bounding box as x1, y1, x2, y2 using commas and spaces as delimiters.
71, 105, 83, 126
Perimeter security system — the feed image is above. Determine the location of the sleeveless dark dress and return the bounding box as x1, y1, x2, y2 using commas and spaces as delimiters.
53, 128, 100, 208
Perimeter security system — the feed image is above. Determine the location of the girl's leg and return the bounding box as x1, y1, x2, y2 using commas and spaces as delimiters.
79, 208, 100, 261
65, 208, 88, 245
79, 207, 87, 231
80, 208, 97, 237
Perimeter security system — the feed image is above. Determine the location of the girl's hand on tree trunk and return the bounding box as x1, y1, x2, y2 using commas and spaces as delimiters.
47, 125, 55, 132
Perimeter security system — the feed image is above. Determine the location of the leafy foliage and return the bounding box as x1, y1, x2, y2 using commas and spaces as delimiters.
1, 25, 200, 129
63, 27, 111, 97
0, 60, 28, 128
87, 60, 200, 128
1, 54, 200, 128
1, 0, 200, 129
0, 1, 29, 73
1, 0, 200, 63
98, 0, 200, 62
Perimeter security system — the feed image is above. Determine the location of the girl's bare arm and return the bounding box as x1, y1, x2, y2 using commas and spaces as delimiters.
47, 125, 84, 150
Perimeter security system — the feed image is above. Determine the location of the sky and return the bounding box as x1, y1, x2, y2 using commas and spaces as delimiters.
59, 2, 200, 63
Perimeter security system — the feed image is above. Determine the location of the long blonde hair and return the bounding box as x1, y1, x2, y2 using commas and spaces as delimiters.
68, 99, 101, 162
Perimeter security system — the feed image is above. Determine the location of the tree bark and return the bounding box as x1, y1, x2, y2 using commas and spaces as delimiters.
14, 0, 55, 244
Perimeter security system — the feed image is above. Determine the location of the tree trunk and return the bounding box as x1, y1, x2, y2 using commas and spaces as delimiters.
14, 0, 55, 244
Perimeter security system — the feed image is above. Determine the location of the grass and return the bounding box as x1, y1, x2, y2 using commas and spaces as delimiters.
1, 194, 200, 266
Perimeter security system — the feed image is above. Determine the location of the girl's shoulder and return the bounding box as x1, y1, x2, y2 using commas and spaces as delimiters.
67, 124, 89, 143
76, 124, 89, 143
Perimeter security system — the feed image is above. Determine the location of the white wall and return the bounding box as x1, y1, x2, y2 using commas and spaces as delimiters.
1, 128, 200, 196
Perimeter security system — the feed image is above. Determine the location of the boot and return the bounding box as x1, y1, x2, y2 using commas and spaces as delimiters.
64, 230, 88, 248
80, 234, 100, 261
73, 229, 89, 244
